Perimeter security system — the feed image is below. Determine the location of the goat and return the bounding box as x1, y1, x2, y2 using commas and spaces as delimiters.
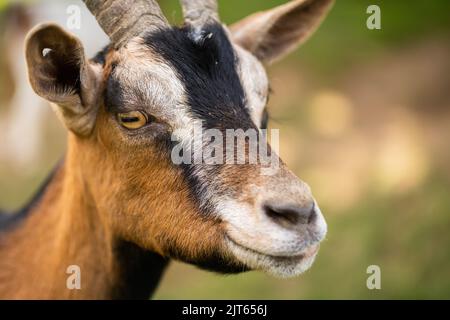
0, 0, 334, 299
0, 1, 108, 167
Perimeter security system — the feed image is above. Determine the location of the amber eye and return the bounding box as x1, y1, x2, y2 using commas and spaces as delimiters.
117, 111, 148, 129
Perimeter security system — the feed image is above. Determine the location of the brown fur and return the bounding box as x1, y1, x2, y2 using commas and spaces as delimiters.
0, 106, 229, 299
0, 41, 232, 300
0, 0, 334, 299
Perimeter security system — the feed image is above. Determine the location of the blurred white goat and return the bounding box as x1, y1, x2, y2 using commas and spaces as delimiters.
0, 0, 107, 168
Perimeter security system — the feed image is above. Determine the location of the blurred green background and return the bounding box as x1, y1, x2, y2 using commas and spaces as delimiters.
1, 0, 450, 299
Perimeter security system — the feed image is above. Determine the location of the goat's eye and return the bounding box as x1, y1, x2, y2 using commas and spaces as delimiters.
117, 111, 148, 129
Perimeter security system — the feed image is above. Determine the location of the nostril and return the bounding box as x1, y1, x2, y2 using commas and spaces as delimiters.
308, 202, 317, 224
264, 202, 315, 228
264, 205, 300, 226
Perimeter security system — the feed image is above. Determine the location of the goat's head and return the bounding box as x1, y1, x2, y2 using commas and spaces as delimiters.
24, 0, 333, 277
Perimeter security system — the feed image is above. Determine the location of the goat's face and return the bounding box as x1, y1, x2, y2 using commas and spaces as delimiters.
25, 0, 334, 277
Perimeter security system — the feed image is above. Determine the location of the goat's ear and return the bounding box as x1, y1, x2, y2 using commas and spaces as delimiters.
25, 23, 102, 136
230, 0, 334, 65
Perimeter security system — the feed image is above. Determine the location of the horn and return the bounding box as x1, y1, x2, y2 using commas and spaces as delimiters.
82, 0, 169, 47
180, 0, 219, 29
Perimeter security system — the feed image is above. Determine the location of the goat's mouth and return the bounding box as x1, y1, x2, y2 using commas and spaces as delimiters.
225, 235, 319, 278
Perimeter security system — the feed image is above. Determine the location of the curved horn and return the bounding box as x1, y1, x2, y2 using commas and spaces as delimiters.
83, 0, 169, 47
180, 0, 219, 28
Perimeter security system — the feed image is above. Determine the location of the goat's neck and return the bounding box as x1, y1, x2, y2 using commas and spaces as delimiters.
0, 140, 168, 299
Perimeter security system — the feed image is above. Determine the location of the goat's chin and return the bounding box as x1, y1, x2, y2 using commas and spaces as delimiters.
225, 237, 320, 278
170, 243, 319, 277
168, 250, 251, 275
160, 236, 320, 277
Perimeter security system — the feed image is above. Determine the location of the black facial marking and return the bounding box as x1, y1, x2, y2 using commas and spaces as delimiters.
105, 75, 125, 114
142, 24, 261, 215
179, 162, 218, 215
261, 108, 269, 130
91, 44, 109, 66
91, 46, 127, 116
99, 25, 265, 221
144, 23, 255, 131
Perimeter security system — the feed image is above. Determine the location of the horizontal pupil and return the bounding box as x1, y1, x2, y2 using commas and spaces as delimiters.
121, 117, 140, 123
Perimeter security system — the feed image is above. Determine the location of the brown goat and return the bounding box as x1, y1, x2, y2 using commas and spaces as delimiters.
0, 0, 334, 299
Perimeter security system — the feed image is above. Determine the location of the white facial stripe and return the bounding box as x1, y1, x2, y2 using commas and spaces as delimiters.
117, 41, 236, 214
118, 40, 197, 141
234, 45, 269, 127
117, 38, 269, 147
